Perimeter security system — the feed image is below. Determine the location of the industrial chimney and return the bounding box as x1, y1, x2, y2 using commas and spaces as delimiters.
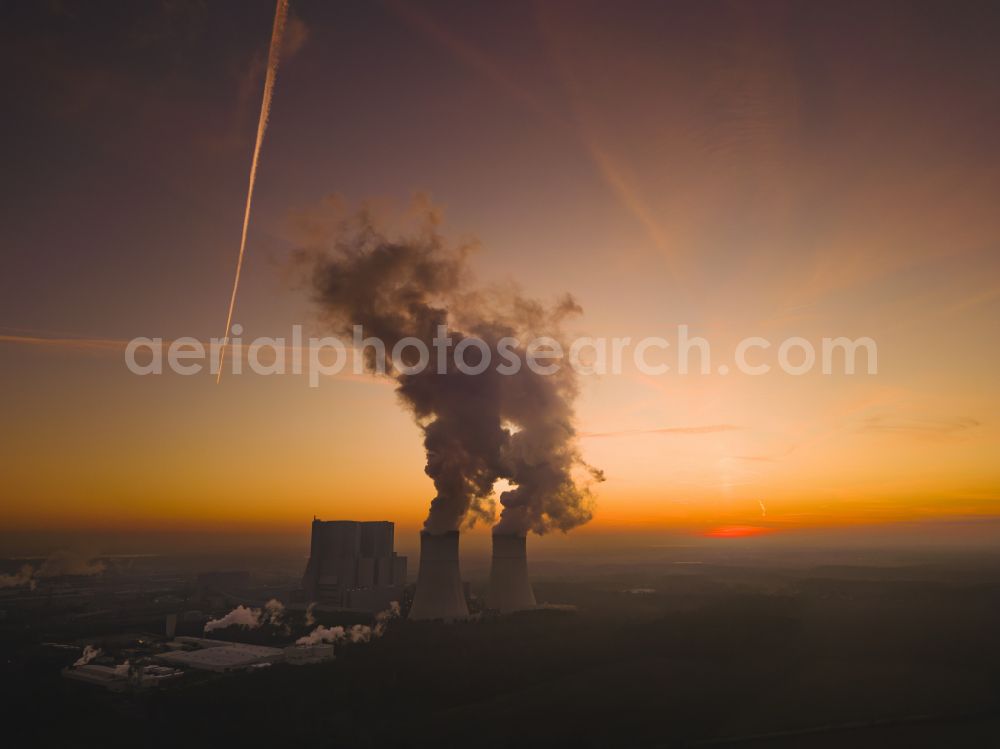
488, 532, 536, 613
409, 531, 469, 621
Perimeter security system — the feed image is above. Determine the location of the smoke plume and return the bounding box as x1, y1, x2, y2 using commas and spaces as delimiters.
0, 564, 35, 589
295, 601, 400, 646
374, 600, 401, 636
203, 598, 285, 632
300, 205, 602, 535
1, 551, 106, 589
296, 624, 343, 646
262, 598, 286, 625
74, 645, 102, 667
295, 624, 368, 646
36, 550, 106, 578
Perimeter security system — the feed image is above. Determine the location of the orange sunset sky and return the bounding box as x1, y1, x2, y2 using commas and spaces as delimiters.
1, 1, 998, 553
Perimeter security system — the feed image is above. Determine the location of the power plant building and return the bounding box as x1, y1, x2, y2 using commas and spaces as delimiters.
301, 519, 407, 612
488, 533, 537, 613
409, 531, 469, 621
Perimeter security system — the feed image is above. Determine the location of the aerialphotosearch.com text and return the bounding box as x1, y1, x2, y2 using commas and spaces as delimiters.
125, 324, 878, 386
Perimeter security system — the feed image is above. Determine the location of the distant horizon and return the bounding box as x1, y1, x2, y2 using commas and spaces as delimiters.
4, 514, 1000, 559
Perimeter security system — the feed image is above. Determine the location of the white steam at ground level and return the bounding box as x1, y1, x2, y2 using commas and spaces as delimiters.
73, 645, 102, 667
0, 564, 36, 590
204, 599, 286, 632
0, 550, 107, 590
295, 601, 400, 646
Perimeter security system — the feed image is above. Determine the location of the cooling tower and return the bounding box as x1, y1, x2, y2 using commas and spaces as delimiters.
408, 531, 469, 621
488, 532, 537, 613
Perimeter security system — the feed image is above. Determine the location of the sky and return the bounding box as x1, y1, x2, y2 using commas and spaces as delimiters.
1, 0, 999, 553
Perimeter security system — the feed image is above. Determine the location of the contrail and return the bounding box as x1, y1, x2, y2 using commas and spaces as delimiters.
581, 424, 740, 438
217, 0, 290, 383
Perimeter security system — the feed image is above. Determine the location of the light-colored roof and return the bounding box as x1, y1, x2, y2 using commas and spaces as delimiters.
157, 643, 284, 672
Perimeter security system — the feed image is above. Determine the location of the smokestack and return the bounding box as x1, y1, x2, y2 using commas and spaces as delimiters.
488, 532, 536, 613
409, 531, 468, 621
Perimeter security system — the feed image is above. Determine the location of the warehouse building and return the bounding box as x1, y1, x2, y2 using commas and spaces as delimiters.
156, 638, 284, 672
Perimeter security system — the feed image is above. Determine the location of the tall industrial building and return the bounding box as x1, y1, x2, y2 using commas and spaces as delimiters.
301, 519, 407, 612
408, 531, 469, 621
488, 532, 536, 613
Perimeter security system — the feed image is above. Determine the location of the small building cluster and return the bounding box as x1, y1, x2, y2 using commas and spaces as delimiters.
62, 662, 183, 692
61, 635, 337, 691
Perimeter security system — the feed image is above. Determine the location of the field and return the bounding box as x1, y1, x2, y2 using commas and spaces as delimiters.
5, 548, 1000, 747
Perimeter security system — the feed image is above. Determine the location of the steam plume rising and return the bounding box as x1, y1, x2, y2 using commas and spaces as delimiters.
73, 645, 102, 667
0, 564, 35, 589
204, 604, 259, 632
295, 601, 400, 646
0, 551, 106, 589
217, 0, 290, 382
203, 599, 285, 632
36, 550, 105, 578
301, 206, 602, 535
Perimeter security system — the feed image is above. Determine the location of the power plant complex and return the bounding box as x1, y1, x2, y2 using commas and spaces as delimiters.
301, 518, 537, 620
408, 530, 536, 620
51, 518, 544, 700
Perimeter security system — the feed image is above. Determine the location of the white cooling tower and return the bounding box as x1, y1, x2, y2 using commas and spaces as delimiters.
488, 532, 536, 613
408, 531, 469, 621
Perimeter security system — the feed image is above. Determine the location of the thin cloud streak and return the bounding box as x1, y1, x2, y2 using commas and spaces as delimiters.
857, 415, 982, 438
0, 333, 128, 353
582, 424, 740, 439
